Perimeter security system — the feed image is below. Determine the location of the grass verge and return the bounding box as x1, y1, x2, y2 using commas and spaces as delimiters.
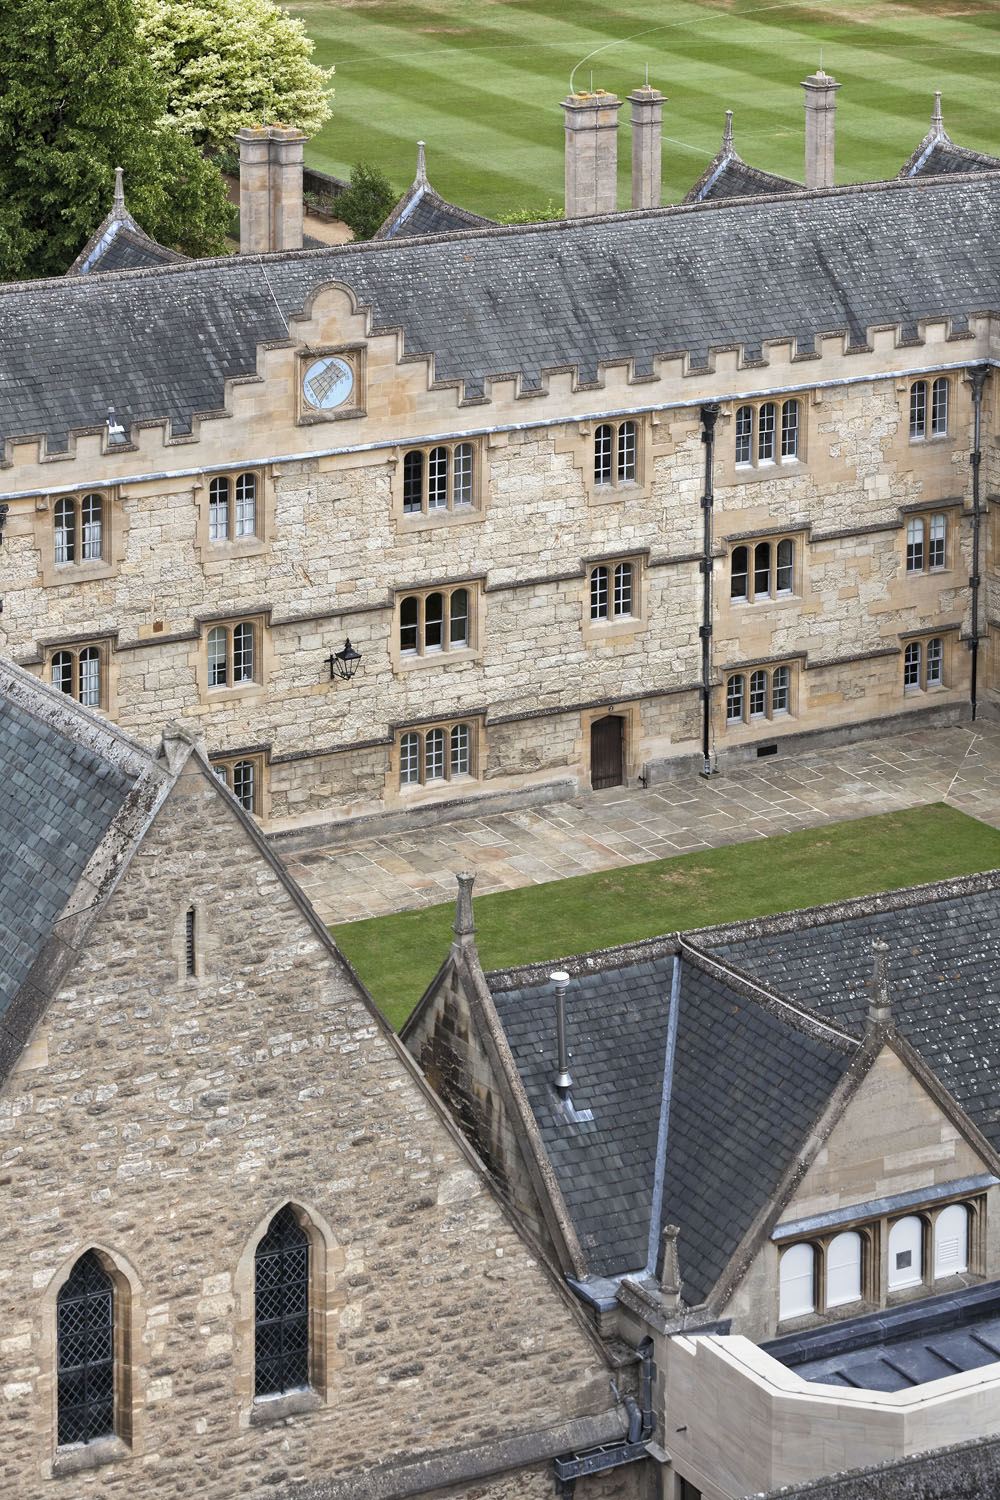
332, 803, 1000, 1030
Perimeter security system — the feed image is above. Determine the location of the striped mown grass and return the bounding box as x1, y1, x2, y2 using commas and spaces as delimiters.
286, 0, 1000, 218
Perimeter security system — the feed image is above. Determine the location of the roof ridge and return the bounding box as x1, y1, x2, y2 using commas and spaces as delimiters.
0, 655, 154, 775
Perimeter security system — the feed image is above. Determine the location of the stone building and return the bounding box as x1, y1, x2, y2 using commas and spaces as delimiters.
404, 872, 1000, 1499
0, 85, 997, 848
0, 656, 645, 1499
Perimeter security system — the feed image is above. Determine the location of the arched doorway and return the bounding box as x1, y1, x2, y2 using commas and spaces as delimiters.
591, 715, 624, 789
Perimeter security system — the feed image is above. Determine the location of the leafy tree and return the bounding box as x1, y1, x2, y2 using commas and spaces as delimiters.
0, 0, 233, 280
334, 161, 398, 242
495, 201, 563, 225
137, 0, 333, 153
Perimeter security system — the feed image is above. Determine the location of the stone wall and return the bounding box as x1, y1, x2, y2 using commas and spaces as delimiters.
0, 299, 992, 831
0, 758, 620, 1497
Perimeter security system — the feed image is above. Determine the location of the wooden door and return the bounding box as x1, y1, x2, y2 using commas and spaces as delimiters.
591, 715, 624, 789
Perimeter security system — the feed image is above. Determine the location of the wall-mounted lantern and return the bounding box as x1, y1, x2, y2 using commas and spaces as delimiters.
327, 638, 362, 682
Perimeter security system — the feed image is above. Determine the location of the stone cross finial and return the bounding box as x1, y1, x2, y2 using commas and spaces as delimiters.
660, 1223, 683, 1311
113, 167, 126, 216
868, 939, 892, 1028
453, 872, 477, 944
931, 91, 945, 138
722, 109, 734, 156
415, 141, 428, 186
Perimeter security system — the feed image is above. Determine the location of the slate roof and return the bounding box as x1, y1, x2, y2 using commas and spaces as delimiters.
490, 951, 854, 1304
375, 143, 495, 241
3, 172, 998, 450
701, 881, 1000, 1154
0, 689, 139, 1017
685, 115, 799, 204
65, 169, 188, 277
899, 96, 1000, 179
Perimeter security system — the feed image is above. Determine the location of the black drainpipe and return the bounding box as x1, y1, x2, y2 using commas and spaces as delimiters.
968, 365, 990, 721
699, 404, 721, 775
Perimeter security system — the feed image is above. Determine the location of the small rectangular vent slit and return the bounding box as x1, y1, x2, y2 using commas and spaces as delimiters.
757, 743, 778, 758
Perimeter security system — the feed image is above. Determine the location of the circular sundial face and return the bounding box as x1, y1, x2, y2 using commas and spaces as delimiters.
302, 355, 355, 411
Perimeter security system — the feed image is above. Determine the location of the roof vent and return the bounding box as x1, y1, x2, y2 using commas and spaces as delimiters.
105, 406, 127, 446
550, 971, 593, 1124
551, 970, 572, 1094
868, 939, 893, 1029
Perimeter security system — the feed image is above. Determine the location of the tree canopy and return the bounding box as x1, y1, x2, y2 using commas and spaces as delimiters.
137, 0, 334, 152
0, 0, 233, 280
334, 162, 398, 242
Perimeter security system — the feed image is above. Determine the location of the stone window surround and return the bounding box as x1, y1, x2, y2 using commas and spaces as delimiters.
557, 414, 654, 502
396, 718, 479, 790
234, 1200, 344, 1423
719, 398, 807, 486
582, 553, 648, 642
390, 580, 484, 672
45, 636, 115, 715
902, 503, 956, 575
387, 714, 485, 801
775, 1192, 986, 1331
42, 1245, 142, 1476
210, 748, 270, 820
901, 629, 953, 694
724, 661, 796, 728
193, 467, 270, 563
909, 375, 950, 442
389, 435, 487, 528
194, 612, 271, 703
34, 486, 126, 588
727, 533, 799, 604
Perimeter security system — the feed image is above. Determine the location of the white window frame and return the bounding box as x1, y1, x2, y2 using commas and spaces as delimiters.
397, 585, 474, 658
910, 378, 949, 441
212, 753, 265, 815
398, 721, 478, 788
208, 471, 259, 542
206, 621, 258, 689
402, 443, 476, 515
593, 420, 639, 489
53, 492, 106, 567
730, 537, 796, 602
905, 513, 948, 574
48, 642, 108, 710
903, 636, 945, 693
725, 664, 792, 725
734, 400, 801, 468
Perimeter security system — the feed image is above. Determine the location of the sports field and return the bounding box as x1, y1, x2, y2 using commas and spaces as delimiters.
284, 0, 1000, 217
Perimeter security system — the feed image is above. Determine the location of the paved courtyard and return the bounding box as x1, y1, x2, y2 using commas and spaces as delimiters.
281, 722, 1000, 927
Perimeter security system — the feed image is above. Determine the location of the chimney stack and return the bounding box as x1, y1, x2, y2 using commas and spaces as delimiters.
452, 872, 477, 950
561, 90, 622, 218
801, 69, 841, 190
236, 126, 307, 254
629, 84, 664, 210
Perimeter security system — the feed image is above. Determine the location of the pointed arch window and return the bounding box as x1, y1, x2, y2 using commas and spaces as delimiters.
255, 1206, 310, 1398
57, 1252, 115, 1446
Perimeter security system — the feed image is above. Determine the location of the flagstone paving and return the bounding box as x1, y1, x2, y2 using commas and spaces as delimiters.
280, 723, 1000, 926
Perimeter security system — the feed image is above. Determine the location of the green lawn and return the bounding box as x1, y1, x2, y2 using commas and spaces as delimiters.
333, 803, 1000, 1029
285, 0, 1000, 217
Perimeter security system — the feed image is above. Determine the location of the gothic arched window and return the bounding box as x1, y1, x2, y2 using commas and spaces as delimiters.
255, 1206, 310, 1397
57, 1252, 115, 1446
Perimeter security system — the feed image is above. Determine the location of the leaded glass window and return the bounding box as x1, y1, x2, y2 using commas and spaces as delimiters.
757, 402, 776, 462
57, 1252, 114, 1446
594, 424, 613, 486
255, 1207, 309, 1398
590, 565, 609, 619
735, 406, 752, 466
931, 378, 949, 436
209, 477, 230, 540
234, 473, 257, 538
81, 494, 103, 562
